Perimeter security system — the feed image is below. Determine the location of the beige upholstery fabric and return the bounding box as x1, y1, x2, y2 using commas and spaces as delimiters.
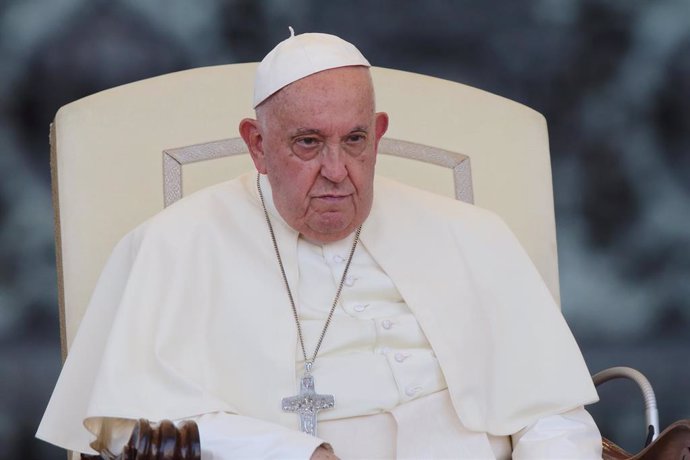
51, 63, 558, 358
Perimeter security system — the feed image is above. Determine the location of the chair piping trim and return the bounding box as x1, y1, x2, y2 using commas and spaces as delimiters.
162, 137, 473, 207
163, 138, 248, 207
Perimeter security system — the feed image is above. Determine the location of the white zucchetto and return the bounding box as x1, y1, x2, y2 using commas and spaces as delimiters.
253, 28, 371, 108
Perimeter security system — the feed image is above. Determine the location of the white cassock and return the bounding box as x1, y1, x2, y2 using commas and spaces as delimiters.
37, 172, 602, 459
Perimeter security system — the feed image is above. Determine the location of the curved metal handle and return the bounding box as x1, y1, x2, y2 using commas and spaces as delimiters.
592, 366, 659, 443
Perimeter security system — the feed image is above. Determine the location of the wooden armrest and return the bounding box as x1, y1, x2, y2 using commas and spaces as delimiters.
603, 419, 690, 460
81, 419, 200, 460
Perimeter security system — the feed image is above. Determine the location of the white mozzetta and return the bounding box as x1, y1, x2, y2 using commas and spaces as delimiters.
38, 172, 596, 455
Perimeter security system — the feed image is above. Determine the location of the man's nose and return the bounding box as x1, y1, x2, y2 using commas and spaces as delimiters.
319, 143, 348, 183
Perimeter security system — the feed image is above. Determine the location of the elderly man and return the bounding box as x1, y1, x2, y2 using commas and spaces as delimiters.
38, 32, 602, 459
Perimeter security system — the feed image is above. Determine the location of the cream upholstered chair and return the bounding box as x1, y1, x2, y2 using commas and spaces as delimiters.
51, 63, 674, 459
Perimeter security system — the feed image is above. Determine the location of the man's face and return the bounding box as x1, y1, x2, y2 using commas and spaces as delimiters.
240, 66, 388, 244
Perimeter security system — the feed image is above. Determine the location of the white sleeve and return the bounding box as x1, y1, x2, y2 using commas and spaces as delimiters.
511, 406, 603, 459
194, 412, 326, 460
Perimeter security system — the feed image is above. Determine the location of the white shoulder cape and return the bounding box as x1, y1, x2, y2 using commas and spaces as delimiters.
37, 172, 598, 453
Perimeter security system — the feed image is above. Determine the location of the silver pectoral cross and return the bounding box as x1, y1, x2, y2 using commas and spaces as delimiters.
281, 373, 334, 436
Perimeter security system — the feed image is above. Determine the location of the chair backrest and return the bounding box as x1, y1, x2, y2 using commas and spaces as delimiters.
51, 63, 558, 359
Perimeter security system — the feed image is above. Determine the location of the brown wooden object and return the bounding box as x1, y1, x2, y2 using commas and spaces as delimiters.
602, 420, 690, 460
80, 419, 200, 460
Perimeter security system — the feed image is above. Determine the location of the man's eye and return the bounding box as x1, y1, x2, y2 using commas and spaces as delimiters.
296, 137, 320, 148
346, 134, 366, 143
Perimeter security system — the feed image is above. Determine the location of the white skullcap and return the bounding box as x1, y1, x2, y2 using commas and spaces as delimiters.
253, 27, 370, 108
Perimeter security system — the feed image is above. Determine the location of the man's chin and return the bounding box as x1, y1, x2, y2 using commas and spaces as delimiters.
302, 218, 358, 244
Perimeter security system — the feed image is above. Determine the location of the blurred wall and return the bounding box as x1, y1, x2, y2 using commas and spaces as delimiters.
0, 0, 688, 457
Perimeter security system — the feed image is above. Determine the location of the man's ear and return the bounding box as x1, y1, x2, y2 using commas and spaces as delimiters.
374, 112, 389, 146
239, 118, 267, 174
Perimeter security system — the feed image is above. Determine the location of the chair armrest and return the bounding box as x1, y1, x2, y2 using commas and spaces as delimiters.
603, 420, 690, 460
80, 419, 200, 460
593, 366, 659, 442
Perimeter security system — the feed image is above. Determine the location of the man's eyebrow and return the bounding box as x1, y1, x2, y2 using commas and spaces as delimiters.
291, 128, 322, 136
289, 126, 369, 137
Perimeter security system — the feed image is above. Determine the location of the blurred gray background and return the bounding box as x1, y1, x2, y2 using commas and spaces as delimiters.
1, 0, 688, 458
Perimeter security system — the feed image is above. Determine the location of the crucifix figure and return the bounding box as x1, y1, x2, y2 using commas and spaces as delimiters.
282, 371, 335, 436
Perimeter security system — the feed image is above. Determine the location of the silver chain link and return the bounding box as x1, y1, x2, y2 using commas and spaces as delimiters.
257, 173, 361, 374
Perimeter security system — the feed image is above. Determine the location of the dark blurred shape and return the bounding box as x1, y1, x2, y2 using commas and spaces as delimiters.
582, 143, 639, 247
654, 37, 690, 191
219, 0, 269, 61
574, 3, 633, 93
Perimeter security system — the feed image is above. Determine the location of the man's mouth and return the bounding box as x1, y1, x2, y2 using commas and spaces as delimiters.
313, 194, 350, 201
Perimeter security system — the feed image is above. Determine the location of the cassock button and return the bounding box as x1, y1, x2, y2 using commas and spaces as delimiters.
344, 275, 356, 287
333, 255, 345, 263
405, 386, 422, 397
381, 320, 393, 330
394, 352, 410, 363
353, 303, 368, 312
